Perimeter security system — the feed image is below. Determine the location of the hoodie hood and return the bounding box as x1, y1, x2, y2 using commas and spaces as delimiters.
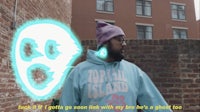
86, 49, 107, 65
86, 49, 120, 65
96, 21, 125, 48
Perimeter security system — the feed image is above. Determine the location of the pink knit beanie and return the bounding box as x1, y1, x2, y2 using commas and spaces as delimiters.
96, 21, 125, 47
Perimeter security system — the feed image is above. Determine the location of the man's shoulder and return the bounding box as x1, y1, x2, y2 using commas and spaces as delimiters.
121, 59, 141, 69
76, 60, 90, 66
121, 59, 136, 66
73, 60, 92, 69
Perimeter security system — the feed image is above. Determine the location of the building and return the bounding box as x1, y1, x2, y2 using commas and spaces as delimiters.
72, 0, 199, 40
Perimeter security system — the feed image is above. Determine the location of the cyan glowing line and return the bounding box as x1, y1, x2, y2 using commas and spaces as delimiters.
10, 18, 82, 101
96, 47, 108, 59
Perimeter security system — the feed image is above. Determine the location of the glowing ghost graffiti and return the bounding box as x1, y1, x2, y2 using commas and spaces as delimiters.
10, 19, 82, 101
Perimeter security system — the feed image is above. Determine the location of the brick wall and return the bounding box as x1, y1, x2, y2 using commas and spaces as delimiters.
0, 0, 71, 112
0, 1, 199, 112
81, 39, 200, 112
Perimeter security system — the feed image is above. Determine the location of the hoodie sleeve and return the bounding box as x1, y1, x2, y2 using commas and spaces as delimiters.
59, 68, 80, 112
136, 68, 173, 112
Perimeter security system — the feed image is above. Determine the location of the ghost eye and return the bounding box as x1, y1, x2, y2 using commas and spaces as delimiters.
20, 38, 43, 62
45, 40, 60, 60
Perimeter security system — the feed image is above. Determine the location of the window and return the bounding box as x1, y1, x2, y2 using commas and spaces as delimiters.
96, 0, 114, 12
136, 0, 152, 16
171, 4, 186, 20
137, 25, 153, 39
173, 29, 187, 39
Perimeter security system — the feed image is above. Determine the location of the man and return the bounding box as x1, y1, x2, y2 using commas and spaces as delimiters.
59, 21, 172, 112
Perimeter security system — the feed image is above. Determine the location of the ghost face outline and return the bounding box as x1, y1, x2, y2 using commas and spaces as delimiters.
11, 19, 82, 101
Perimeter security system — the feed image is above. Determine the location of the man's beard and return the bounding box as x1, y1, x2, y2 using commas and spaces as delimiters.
107, 43, 124, 61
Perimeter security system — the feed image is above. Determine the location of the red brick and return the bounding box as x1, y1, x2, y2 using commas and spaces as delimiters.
184, 99, 197, 103
169, 89, 182, 93
181, 79, 194, 83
